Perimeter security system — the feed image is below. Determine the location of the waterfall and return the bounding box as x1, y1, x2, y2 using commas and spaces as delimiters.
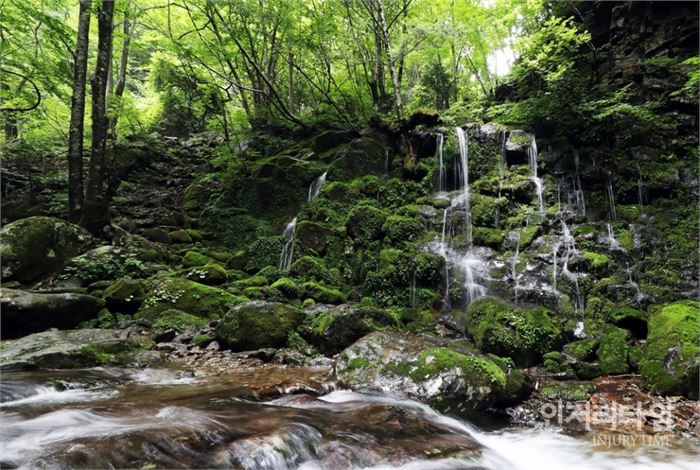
573, 151, 586, 217
495, 130, 507, 228
527, 137, 545, 213
606, 180, 617, 222
606, 223, 623, 251
560, 220, 584, 323
436, 133, 445, 193
383, 150, 390, 178
279, 217, 298, 271
454, 127, 472, 246
637, 176, 646, 213
511, 231, 522, 304
307, 172, 328, 203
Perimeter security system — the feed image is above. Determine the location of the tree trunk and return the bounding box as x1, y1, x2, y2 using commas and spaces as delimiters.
108, 11, 131, 140
81, 0, 114, 234
67, 0, 92, 223
376, 0, 402, 119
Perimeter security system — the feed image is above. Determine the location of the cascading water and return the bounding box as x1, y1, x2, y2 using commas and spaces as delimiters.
511, 230, 522, 304
560, 220, 585, 337
436, 132, 446, 194
307, 171, 328, 203
279, 217, 298, 271
606, 180, 617, 222
455, 127, 472, 246
573, 151, 586, 217
280, 172, 329, 271
495, 130, 507, 228
606, 223, 623, 251
527, 137, 545, 213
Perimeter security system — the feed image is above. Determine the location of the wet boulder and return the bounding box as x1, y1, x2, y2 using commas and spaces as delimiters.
640, 300, 699, 399
135, 278, 246, 319
215, 301, 304, 351
299, 304, 398, 355
336, 332, 507, 410
0, 288, 104, 338
465, 297, 563, 367
0, 329, 150, 370
0, 216, 95, 283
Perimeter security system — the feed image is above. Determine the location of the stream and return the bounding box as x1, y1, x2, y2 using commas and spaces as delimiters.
1, 366, 698, 469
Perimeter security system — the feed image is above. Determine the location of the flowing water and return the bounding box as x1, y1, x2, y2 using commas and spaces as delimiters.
308, 172, 328, 203
279, 217, 298, 271
527, 137, 545, 213
280, 172, 329, 271
1, 367, 697, 470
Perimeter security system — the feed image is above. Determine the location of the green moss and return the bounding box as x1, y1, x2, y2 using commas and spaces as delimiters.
641, 300, 700, 398
192, 334, 213, 347
383, 215, 425, 246
301, 281, 346, 304
518, 225, 540, 249
472, 227, 504, 249
186, 263, 227, 285
243, 237, 285, 272
411, 347, 507, 390
152, 309, 208, 333
137, 278, 245, 319
347, 357, 371, 370
103, 278, 149, 314
215, 302, 304, 351
346, 204, 388, 244
467, 298, 562, 366
616, 229, 633, 251
573, 224, 597, 237
616, 205, 641, 222
242, 287, 265, 299
182, 251, 214, 267
168, 230, 192, 243
79, 345, 115, 365
539, 383, 594, 402
233, 275, 269, 289
583, 251, 610, 272
270, 277, 301, 298
564, 338, 599, 361
596, 326, 630, 375
289, 256, 341, 285
543, 351, 565, 372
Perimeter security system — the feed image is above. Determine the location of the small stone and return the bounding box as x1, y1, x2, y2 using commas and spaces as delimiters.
153, 329, 177, 343
206, 341, 220, 351
155, 342, 176, 352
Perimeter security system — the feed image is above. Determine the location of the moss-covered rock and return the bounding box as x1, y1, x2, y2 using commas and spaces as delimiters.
301, 282, 346, 304
346, 204, 388, 244
300, 304, 397, 355
270, 277, 301, 299
640, 300, 699, 398
0, 329, 152, 371
137, 278, 245, 319
0, 288, 105, 338
466, 297, 562, 366
472, 227, 504, 249
365, 251, 444, 308
582, 251, 610, 273
103, 278, 149, 314
167, 230, 193, 243
296, 221, 335, 255
0, 216, 95, 283
182, 251, 215, 267
186, 263, 227, 285
383, 215, 425, 246
215, 301, 304, 351
233, 275, 268, 289
289, 256, 342, 285
563, 338, 599, 361
335, 332, 507, 410
151, 308, 208, 333
596, 326, 630, 375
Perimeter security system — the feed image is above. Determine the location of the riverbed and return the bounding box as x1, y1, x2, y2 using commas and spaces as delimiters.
1, 366, 698, 469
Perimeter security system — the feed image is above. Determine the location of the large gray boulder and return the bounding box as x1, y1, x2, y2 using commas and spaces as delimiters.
0, 288, 104, 338
335, 332, 509, 411
299, 304, 397, 355
0, 216, 95, 283
0, 329, 148, 370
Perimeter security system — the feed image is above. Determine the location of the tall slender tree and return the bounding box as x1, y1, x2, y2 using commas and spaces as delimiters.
67, 0, 92, 222
81, 0, 114, 233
